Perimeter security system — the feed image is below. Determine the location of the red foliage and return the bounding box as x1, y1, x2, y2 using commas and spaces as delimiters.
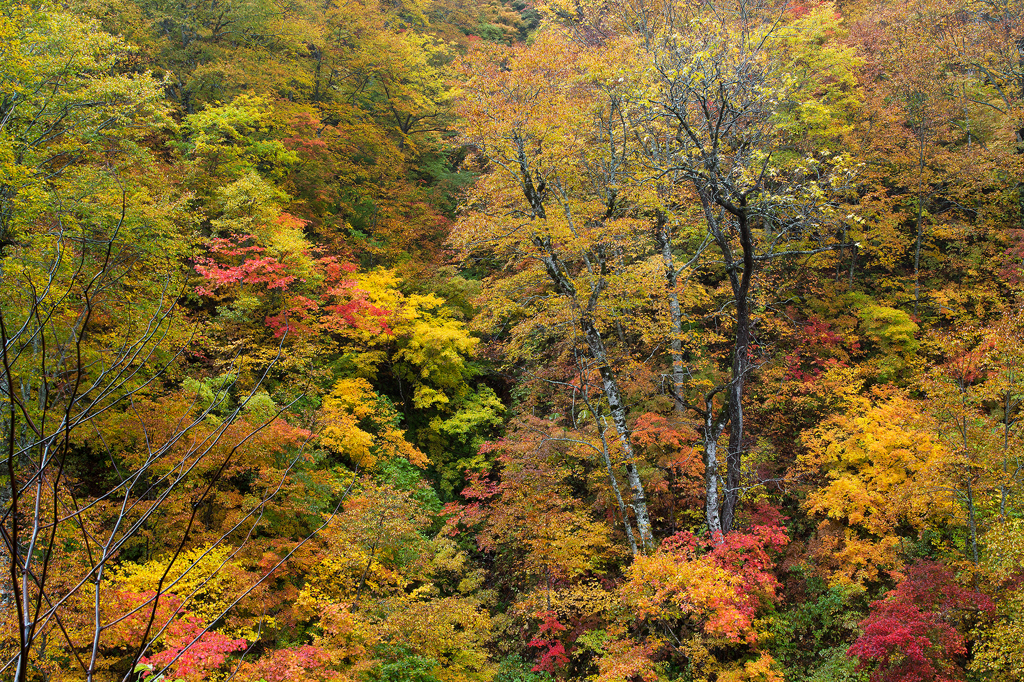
847, 561, 995, 682
784, 316, 853, 381
142, 619, 247, 681
940, 340, 993, 387
659, 506, 789, 639
111, 591, 247, 682
234, 644, 337, 682
710, 519, 788, 596
529, 611, 570, 673
663, 505, 788, 578
195, 236, 297, 295
632, 413, 696, 456
194, 232, 389, 339
459, 471, 500, 501
107, 591, 184, 648
1000, 229, 1024, 285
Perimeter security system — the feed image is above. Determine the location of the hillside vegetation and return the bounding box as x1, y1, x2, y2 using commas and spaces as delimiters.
2, 0, 1024, 680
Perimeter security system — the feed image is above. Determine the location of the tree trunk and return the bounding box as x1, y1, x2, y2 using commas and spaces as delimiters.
518, 146, 655, 552
596, 413, 639, 556
588, 324, 655, 553
706, 193, 755, 534
722, 297, 750, 533
702, 404, 727, 540
654, 214, 686, 416
722, 214, 753, 532
531, 237, 655, 553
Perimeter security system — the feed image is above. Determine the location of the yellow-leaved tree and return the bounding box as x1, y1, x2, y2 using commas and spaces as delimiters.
799, 390, 953, 584
319, 377, 428, 470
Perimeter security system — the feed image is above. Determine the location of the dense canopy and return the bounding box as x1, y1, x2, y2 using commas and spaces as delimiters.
2, 0, 1023, 680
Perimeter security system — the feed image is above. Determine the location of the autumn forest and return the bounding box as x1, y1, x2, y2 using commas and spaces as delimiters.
3, 0, 1024, 679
